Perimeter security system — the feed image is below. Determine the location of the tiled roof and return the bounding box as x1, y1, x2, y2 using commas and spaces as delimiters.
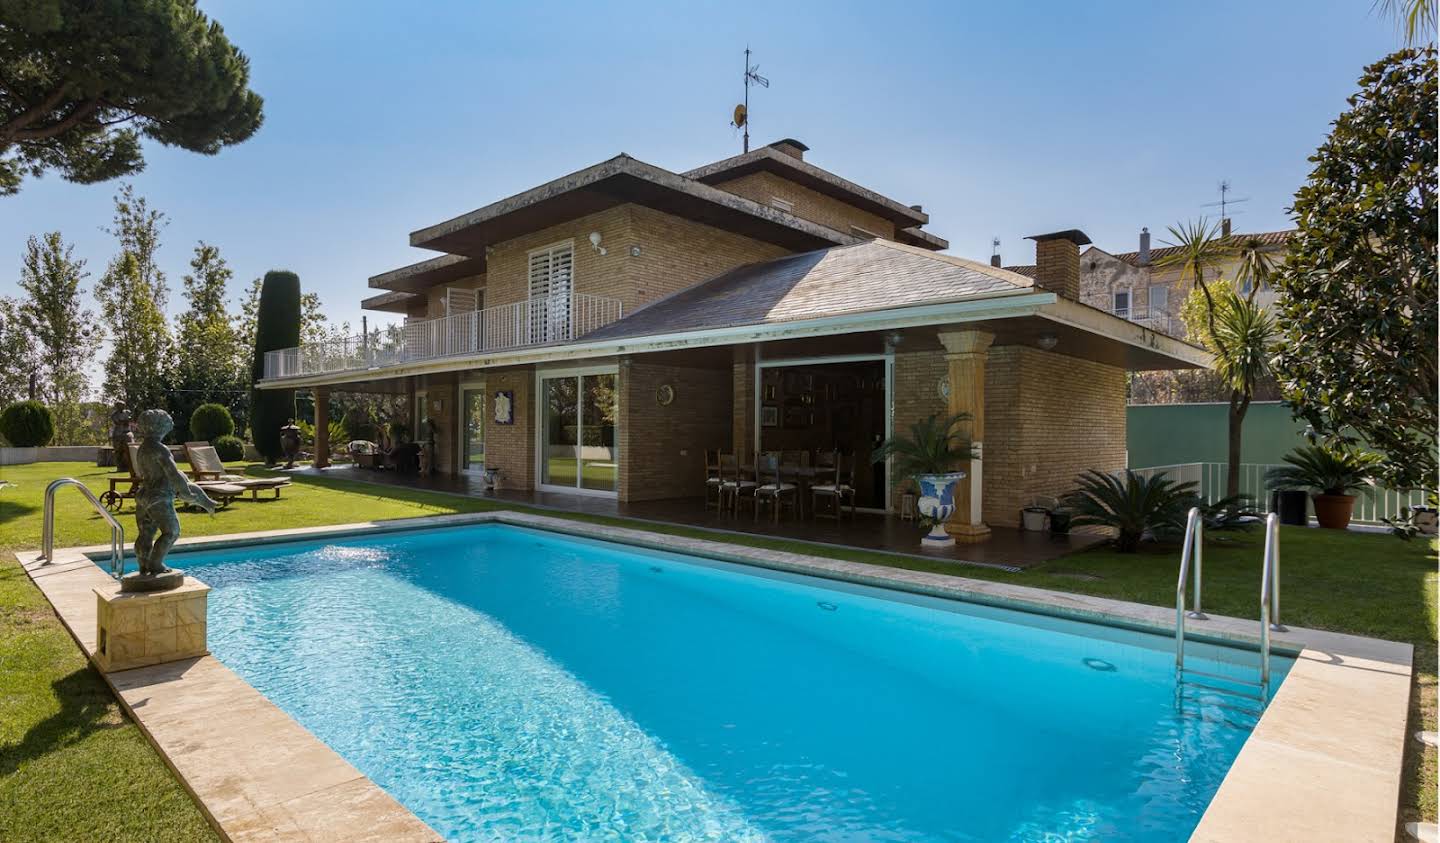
584, 239, 1035, 342
1108, 229, 1294, 267
1003, 264, 1037, 278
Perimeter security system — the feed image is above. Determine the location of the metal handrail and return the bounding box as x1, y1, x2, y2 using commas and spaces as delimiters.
1259, 512, 1283, 701
1174, 506, 1204, 672
41, 478, 126, 581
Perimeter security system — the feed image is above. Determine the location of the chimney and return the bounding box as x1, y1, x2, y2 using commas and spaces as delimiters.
1221, 217, 1232, 237
990, 254, 1002, 267
1025, 229, 1092, 300
1138, 227, 1151, 266
767, 138, 809, 160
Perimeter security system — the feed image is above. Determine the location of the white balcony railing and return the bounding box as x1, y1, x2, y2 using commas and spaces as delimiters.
263, 293, 623, 380
1115, 306, 1184, 338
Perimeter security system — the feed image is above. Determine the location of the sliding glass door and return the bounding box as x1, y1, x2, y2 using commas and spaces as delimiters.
459, 384, 485, 475
539, 370, 617, 495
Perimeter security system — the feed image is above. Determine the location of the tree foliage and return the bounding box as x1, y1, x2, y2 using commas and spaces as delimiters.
0, 298, 34, 406
95, 187, 173, 413
172, 242, 245, 438
0, 0, 263, 194
189, 402, 234, 442
249, 270, 301, 462
16, 231, 94, 441
1273, 48, 1437, 490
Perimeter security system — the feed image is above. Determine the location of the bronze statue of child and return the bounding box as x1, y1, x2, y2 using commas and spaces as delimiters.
127, 409, 217, 592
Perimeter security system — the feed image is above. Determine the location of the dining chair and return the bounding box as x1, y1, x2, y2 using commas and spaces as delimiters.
812, 449, 856, 520
754, 452, 797, 523
719, 452, 757, 516
704, 449, 723, 510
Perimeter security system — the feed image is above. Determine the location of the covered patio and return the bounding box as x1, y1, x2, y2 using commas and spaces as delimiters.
287, 464, 1105, 570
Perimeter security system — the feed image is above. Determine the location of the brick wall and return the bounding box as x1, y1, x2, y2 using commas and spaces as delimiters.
731, 348, 755, 456
482, 204, 789, 317
981, 347, 1127, 527
889, 349, 948, 502
1034, 238, 1080, 300
711, 171, 897, 240
884, 345, 1125, 527
482, 365, 535, 491
618, 358, 731, 502
415, 373, 457, 473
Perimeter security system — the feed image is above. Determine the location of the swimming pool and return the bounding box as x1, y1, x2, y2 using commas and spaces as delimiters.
146, 523, 1291, 841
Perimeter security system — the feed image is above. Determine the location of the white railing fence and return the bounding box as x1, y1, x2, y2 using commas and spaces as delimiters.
1131, 462, 1429, 526
264, 293, 622, 380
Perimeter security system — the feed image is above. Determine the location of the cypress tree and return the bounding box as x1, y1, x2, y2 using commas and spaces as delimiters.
248, 270, 301, 464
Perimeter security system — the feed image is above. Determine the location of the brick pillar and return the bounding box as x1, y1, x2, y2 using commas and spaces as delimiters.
313, 385, 330, 469
937, 329, 994, 542
731, 345, 754, 458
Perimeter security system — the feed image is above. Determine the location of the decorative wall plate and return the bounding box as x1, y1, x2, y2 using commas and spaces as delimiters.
656, 384, 675, 406
938, 375, 951, 400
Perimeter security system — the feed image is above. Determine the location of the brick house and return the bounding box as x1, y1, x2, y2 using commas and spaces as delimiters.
258, 139, 1209, 538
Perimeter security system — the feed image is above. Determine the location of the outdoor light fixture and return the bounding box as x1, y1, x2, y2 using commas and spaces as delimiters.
884, 330, 904, 349
1036, 333, 1059, 351
588, 231, 606, 255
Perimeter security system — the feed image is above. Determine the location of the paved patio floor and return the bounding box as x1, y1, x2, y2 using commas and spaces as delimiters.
289, 465, 1103, 571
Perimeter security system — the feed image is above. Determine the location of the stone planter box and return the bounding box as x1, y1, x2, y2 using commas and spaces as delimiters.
0, 445, 101, 465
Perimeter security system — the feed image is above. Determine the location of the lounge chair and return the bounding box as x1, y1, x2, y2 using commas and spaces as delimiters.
184, 443, 292, 500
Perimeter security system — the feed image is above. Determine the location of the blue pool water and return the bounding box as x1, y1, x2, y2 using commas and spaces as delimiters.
137, 525, 1290, 841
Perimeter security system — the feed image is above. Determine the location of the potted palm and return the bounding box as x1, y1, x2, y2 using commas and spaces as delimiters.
1265, 445, 1381, 530
873, 413, 976, 548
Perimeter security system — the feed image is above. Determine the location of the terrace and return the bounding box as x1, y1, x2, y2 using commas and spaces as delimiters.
262, 292, 624, 380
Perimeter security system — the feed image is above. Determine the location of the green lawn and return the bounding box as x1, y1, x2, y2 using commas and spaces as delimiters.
0, 460, 1433, 836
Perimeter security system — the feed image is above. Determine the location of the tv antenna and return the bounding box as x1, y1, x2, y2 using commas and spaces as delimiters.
991, 237, 1001, 258
1201, 180, 1249, 222
731, 47, 769, 153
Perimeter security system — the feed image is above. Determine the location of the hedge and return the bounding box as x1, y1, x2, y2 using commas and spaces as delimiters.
190, 403, 235, 442
248, 270, 301, 463
212, 434, 245, 462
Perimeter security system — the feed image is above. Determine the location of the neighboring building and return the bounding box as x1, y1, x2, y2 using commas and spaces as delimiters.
1006, 224, 1294, 340
258, 139, 1207, 536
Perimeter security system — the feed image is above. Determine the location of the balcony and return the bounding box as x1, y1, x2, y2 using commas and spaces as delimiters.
263, 293, 624, 381
1113, 306, 1184, 339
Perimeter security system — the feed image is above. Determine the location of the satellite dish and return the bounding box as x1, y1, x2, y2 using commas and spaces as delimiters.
732, 104, 747, 128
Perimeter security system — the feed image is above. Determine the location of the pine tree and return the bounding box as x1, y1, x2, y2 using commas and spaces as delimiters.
16, 231, 95, 442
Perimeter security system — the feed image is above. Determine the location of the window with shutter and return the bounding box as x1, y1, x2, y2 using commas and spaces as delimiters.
1113, 290, 1130, 318
528, 243, 574, 343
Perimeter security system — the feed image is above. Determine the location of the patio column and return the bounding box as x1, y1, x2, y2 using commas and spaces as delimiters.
936, 329, 993, 543
313, 385, 331, 469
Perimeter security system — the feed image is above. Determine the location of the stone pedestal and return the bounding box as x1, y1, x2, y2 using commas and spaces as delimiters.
94, 577, 210, 673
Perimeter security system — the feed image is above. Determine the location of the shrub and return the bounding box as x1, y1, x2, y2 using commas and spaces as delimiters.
189, 402, 235, 441
212, 434, 245, 461
248, 270, 301, 464
870, 413, 977, 478
1265, 444, 1382, 497
0, 400, 56, 447
1064, 469, 1199, 553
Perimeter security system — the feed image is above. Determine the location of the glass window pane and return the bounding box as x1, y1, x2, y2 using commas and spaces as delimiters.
580, 373, 617, 492
542, 377, 579, 487
462, 389, 485, 471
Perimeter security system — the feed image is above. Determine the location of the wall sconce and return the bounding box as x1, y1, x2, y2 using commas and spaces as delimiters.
1036, 333, 1059, 351
588, 231, 607, 256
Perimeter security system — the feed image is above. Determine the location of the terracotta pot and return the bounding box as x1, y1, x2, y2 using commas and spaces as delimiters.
1312, 493, 1356, 529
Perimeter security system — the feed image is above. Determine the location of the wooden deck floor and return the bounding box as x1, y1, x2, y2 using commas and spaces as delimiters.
290, 465, 1104, 571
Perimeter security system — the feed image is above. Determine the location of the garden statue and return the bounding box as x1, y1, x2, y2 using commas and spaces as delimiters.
128, 409, 216, 593
280, 420, 302, 469
109, 401, 133, 473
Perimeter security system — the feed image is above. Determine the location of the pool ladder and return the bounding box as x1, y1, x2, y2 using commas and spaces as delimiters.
1174, 508, 1282, 711
40, 478, 126, 581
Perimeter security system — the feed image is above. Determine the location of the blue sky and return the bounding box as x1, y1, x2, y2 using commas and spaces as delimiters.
0, 0, 1404, 347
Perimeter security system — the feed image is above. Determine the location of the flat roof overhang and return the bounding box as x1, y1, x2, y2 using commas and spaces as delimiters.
361, 290, 422, 313
368, 254, 486, 294
896, 226, 949, 251
683, 146, 930, 228
409, 155, 858, 257
258, 292, 1210, 391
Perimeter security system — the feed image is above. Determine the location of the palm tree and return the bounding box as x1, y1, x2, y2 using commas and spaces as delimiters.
1232, 234, 1278, 304
1375, 0, 1437, 45
1210, 291, 1278, 496
1156, 218, 1234, 341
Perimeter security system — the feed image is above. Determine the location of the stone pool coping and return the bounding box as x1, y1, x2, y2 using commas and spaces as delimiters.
18, 510, 1412, 842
